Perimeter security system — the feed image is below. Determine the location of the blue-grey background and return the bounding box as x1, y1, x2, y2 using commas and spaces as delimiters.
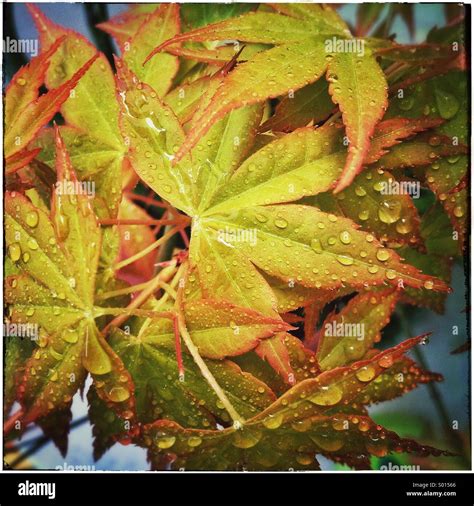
4, 3, 469, 471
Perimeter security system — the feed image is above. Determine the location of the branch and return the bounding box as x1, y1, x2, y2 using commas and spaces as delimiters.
175, 265, 244, 426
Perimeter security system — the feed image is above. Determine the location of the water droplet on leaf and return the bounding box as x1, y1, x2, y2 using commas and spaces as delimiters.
434, 87, 460, 119
356, 366, 376, 382
274, 218, 288, 229
310, 385, 343, 406
26, 211, 39, 228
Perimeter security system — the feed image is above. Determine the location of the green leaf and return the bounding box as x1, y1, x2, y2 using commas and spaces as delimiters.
362, 117, 445, 165
6, 194, 83, 308
164, 75, 219, 124
206, 124, 345, 213
316, 289, 399, 370
34, 126, 124, 219
386, 70, 468, 248
148, 5, 388, 194
5, 37, 65, 130
195, 204, 448, 298
143, 299, 291, 359
181, 3, 255, 29
4, 132, 134, 425
251, 335, 430, 425
327, 50, 388, 192
110, 328, 276, 427
124, 4, 180, 97
428, 16, 466, 45
260, 78, 334, 133
399, 247, 452, 313
355, 356, 443, 405
420, 203, 459, 257
142, 336, 448, 470
28, 6, 122, 147
173, 40, 330, 162
28, 5, 126, 218
269, 3, 350, 34
115, 60, 196, 215
192, 102, 264, 214
143, 411, 447, 470
40, 61, 449, 393
4, 38, 97, 166
195, 241, 279, 316
264, 272, 346, 314
51, 130, 102, 307
88, 387, 129, 461
310, 168, 423, 246
373, 134, 466, 170
425, 156, 467, 249
97, 5, 160, 48
36, 408, 72, 458
162, 42, 269, 69
153, 12, 338, 47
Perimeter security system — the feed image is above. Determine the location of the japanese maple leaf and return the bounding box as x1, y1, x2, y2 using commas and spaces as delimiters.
146, 4, 388, 191
91, 321, 279, 431
121, 3, 181, 97
5, 128, 134, 426
398, 206, 455, 314
4, 36, 97, 175
385, 70, 468, 250
87, 300, 289, 456
306, 117, 446, 247
27, 5, 126, 219
97, 4, 161, 49
116, 61, 449, 380
316, 289, 399, 371
141, 336, 450, 470
97, 3, 254, 50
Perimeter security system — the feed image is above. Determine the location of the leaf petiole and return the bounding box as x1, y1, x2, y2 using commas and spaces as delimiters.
175, 266, 245, 426
100, 263, 178, 334
137, 263, 186, 340
113, 226, 183, 272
